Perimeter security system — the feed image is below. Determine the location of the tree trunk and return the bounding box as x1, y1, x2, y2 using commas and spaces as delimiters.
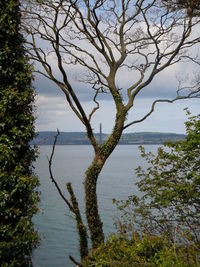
85, 111, 126, 248
84, 156, 105, 248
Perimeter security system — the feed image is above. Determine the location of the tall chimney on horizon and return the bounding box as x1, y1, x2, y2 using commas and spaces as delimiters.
99, 123, 102, 144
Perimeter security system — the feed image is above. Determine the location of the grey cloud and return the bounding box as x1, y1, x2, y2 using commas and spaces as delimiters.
34, 53, 199, 105
34, 73, 113, 102
34, 75, 63, 96
34, 92, 200, 134
34, 72, 177, 103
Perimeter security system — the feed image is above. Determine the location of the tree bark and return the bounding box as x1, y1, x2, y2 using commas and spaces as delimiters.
85, 110, 126, 248
84, 156, 105, 248
66, 183, 88, 259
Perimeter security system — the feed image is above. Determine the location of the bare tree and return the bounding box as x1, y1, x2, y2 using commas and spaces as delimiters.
22, 0, 200, 263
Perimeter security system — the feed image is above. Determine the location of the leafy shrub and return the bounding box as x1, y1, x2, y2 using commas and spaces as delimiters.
115, 111, 200, 244
83, 233, 200, 267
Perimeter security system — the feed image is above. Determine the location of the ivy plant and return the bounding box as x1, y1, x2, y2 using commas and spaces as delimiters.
0, 1, 39, 266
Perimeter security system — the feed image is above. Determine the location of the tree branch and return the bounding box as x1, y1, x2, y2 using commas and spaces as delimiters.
48, 130, 74, 212
66, 183, 88, 259
69, 255, 82, 267
123, 90, 200, 130
88, 89, 100, 122
48, 130, 88, 260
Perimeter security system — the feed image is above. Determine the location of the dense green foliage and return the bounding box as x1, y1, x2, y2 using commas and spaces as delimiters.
83, 233, 199, 267
0, 0, 39, 266
115, 111, 200, 244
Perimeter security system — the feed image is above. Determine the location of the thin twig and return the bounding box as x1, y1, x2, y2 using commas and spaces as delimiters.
69, 255, 82, 267
48, 129, 74, 212
88, 89, 100, 122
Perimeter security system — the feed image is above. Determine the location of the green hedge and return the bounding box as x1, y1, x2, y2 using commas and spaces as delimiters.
0, 1, 39, 266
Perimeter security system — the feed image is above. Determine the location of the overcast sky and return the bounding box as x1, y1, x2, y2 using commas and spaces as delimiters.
33, 41, 200, 135
34, 68, 200, 134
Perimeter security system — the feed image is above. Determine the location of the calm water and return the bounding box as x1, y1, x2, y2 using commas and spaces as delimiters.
32, 145, 158, 267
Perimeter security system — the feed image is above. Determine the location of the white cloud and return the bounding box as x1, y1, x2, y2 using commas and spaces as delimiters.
35, 94, 200, 134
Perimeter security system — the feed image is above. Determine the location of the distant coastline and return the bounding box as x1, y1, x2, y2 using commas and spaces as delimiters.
31, 131, 185, 145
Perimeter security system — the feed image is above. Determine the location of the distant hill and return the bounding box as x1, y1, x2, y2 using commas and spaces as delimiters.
31, 131, 185, 145
119, 132, 185, 144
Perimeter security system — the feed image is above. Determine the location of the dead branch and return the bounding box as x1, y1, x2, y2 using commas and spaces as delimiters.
69, 255, 82, 267
48, 129, 74, 212
48, 130, 88, 260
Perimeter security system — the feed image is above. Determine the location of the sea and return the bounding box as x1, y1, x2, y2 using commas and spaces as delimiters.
32, 145, 159, 267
